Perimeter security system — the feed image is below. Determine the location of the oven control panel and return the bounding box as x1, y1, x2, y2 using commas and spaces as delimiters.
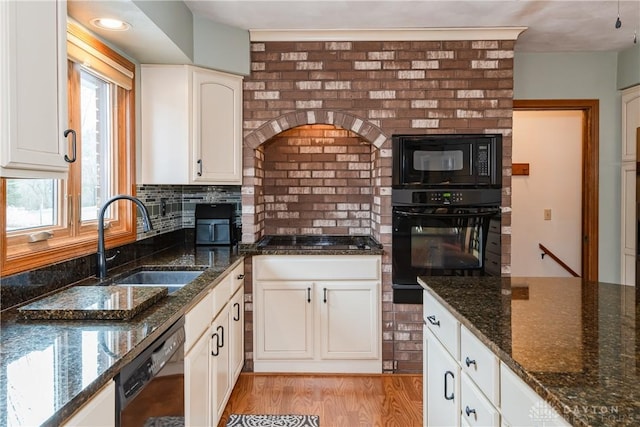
412, 191, 464, 205
392, 188, 501, 207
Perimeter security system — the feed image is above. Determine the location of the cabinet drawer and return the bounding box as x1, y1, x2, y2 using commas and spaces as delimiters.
423, 291, 460, 359
185, 290, 214, 353
501, 363, 570, 427
460, 326, 499, 405
212, 272, 232, 318
461, 374, 500, 427
254, 255, 380, 281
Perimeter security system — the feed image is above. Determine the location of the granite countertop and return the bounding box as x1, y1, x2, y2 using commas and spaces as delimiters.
240, 234, 385, 255
0, 245, 244, 427
418, 276, 640, 427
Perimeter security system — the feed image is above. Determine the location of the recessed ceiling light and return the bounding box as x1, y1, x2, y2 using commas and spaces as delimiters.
90, 18, 131, 31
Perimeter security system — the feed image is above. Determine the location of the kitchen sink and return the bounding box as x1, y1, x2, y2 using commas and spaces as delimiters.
114, 270, 204, 294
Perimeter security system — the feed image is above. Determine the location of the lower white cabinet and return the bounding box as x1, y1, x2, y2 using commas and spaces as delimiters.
423, 289, 571, 427
62, 381, 115, 427
253, 255, 381, 373
500, 363, 569, 427
184, 261, 245, 427
425, 329, 460, 427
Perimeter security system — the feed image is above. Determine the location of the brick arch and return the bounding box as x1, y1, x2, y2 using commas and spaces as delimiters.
244, 110, 389, 149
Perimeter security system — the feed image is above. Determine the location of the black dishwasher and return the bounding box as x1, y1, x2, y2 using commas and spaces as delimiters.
115, 318, 185, 427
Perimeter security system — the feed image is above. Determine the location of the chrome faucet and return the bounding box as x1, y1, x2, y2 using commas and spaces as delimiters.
97, 195, 153, 279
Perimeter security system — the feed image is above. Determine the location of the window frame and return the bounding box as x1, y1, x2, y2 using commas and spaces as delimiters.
0, 22, 137, 276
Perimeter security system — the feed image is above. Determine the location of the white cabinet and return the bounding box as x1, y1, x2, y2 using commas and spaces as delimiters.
425, 329, 460, 427
255, 281, 314, 360
620, 85, 640, 285
253, 255, 381, 373
184, 261, 245, 427
422, 289, 571, 427
0, 0, 69, 178
140, 64, 243, 185
621, 86, 640, 161
62, 381, 115, 427
500, 363, 569, 427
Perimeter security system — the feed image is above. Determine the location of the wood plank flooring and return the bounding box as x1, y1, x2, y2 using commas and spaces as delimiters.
218, 374, 423, 427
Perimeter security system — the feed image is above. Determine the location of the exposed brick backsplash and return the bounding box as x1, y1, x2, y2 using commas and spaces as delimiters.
242, 39, 514, 373
264, 125, 373, 235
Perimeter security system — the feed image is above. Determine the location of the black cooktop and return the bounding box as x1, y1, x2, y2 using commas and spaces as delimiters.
256, 235, 383, 250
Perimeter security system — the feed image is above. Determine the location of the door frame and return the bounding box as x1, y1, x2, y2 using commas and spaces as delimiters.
513, 99, 599, 281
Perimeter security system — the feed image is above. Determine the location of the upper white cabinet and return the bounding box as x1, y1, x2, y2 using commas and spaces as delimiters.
621, 85, 640, 161
620, 85, 640, 285
140, 64, 243, 185
0, 0, 69, 178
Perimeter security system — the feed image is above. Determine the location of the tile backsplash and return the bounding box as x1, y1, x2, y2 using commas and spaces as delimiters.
136, 184, 242, 238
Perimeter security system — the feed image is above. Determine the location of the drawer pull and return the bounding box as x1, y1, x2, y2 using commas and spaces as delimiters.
465, 406, 477, 420
323, 287, 327, 303
307, 287, 311, 303
237, 274, 245, 280
465, 357, 477, 368
427, 315, 440, 327
444, 371, 455, 400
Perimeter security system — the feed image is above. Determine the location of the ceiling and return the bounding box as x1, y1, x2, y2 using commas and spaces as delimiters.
185, 0, 639, 52
68, 0, 640, 64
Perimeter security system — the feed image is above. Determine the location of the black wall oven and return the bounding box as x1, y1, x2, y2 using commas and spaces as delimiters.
392, 134, 502, 304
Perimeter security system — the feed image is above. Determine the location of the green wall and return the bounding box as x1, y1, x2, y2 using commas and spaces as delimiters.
514, 52, 621, 283
617, 44, 640, 89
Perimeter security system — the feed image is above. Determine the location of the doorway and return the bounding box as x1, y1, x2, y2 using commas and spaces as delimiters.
512, 100, 598, 281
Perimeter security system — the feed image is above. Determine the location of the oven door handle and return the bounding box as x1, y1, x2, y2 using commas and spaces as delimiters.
394, 209, 499, 219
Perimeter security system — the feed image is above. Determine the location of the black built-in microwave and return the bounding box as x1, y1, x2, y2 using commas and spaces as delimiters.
392, 133, 502, 189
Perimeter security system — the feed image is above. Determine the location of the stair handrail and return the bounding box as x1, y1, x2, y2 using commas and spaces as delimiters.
538, 243, 580, 277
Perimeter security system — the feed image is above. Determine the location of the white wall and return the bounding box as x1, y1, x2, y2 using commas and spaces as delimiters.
512, 110, 583, 276
514, 52, 620, 283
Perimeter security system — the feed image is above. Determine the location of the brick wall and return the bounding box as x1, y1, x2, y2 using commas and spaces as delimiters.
242, 40, 514, 373
263, 125, 373, 235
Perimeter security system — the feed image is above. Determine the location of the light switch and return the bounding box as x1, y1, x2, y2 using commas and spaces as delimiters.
544, 209, 552, 220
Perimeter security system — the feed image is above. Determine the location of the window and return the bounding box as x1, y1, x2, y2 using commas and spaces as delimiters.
1, 23, 136, 276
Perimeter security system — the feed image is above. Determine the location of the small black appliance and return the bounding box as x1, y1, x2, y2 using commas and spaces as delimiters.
195, 203, 237, 246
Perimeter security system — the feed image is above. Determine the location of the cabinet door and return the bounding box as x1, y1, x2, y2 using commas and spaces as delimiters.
191, 68, 242, 184
621, 85, 640, 161
140, 65, 190, 184
0, 0, 68, 178
318, 281, 380, 360
62, 381, 115, 427
211, 307, 231, 426
426, 330, 460, 427
230, 286, 245, 382
254, 281, 314, 360
184, 331, 211, 427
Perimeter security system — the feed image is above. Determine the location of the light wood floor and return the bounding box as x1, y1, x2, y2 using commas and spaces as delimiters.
218, 373, 423, 427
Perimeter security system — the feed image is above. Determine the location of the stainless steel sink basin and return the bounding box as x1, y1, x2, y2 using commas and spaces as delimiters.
114, 270, 204, 294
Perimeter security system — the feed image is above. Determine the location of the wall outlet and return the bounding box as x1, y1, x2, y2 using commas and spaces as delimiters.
544, 208, 552, 220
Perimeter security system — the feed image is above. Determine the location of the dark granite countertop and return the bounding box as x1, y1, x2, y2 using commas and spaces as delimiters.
418, 276, 640, 427
0, 245, 243, 427
240, 234, 384, 255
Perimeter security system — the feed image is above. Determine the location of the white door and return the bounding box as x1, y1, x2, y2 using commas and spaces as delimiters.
512, 110, 583, 276
254, 282, 314, 359
318, 282, 379, 360
426, 330, 460, 427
